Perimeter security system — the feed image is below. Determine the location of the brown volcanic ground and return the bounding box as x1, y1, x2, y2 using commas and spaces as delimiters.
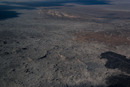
75, 30, 130, 46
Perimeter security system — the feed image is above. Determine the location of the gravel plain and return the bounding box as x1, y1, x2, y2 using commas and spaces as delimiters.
0, 0, 130, 87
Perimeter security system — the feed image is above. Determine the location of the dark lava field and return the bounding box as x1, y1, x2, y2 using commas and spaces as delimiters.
0, 0, 130, 87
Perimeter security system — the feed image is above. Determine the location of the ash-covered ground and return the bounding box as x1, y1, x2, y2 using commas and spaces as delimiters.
0, 0, 130, 87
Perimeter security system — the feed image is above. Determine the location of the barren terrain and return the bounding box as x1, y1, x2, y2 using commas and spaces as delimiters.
0, 0, 130, 87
